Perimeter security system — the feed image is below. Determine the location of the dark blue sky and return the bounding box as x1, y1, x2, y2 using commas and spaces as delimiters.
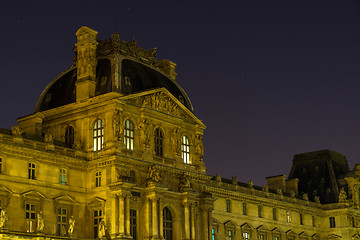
1, 0, 360, 185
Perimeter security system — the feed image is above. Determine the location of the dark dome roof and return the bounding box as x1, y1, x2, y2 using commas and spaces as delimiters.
35, 58, 193, 112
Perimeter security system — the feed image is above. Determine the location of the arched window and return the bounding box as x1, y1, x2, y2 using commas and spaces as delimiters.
65, 126, 74, 148
124, 120, 134, 150
181, 136, 190, 164
154, 128, 163, 157
93, 119, 104, 151
163, 207, 173, 240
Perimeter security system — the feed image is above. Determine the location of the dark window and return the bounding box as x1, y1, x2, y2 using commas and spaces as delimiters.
0, 158, 2, 174
226, 199, 231, 212
129, 170, 136, 182
243, 202, 246, 215
25, 203, 36, 233
95, 171, 101, 187
300, 213, 303, 225
330, 217, 336, 228
94, 209, 103, 238
65, 126, 74, 148
273, 208, 277, 220
130, 209, 137, 240
154, 128, 163, 157
258, 205, 262, 218
163, 207, 173, 240
57, 208, 67, 235
124, 120, 134, 150
28, 163, 35, 179
93, 119, 104, 151
312, 216, 315, 227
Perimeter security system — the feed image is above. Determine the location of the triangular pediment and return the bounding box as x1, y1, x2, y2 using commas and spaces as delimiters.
212, 217, 221, 225
0, 185, 12, 195
257, 225, 269, 232
53, 194, 75, 203
286, 230, 297, 237
352, 234, 360, 240
241, 223, 253, 230
327, 234, 342, 240
312, 234, 320, 240
224, 220, 237, 228
87, 197, 106, 206
299, 231, 309, 239
21, 190, 45, 200
272, 227, 283, 234
122, 88, 204, 126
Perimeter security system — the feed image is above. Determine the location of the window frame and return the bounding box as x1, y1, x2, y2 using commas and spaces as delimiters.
329, 216, 336, 228
130, 209, 137, 240
181, 135, 190, 164
59, 168, 67, 185
93, 118, 104, 151
28, 162, 36, 180
57, 207, 68, 235
95, 171, 102, 187
163, 207, 173, 240
124, 119, 134, 151
65, 126, 75, 148
154, 128, 164, 157
25, 202, 37, 233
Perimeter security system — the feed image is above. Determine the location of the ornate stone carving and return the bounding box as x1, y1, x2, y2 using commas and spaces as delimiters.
112, 109, 123, 142
0, 208, 8, 228
277, 188, 283, 195
303, 193, 309, 201
339, 188, 347, 202
232, 176, 238, 185
67, 215, 75, 235
179, 173, 191, 191
73, 141, 83, 151
147, 165, 161, 184
37, 211, 44, 233
314, 196, 320, 203
171, 128, 181, 156
11, 125, 22, 137
194, 133, 204, 161
116, 168, 130, 182
215, 173, 221, 182
98, 219, 106, 239
248, 180, 254, 189
290, 191, 295, 198
137, 114, 151, 149
44, 133, 54, 144
262, 185, 269, 192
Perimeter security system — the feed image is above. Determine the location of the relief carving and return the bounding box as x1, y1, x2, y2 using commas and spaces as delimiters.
171, 128, 181, 156
44, 133, 54, 144
11, 125, 22, 137
194, 133, 204, 161
138, 115, 151, 149
37, 211, 44, 233
112, 109, 123, 142
0, 208, 7, 228
339, 188, 347, 202
179, 173, 191, 191
147, 165, 161, 185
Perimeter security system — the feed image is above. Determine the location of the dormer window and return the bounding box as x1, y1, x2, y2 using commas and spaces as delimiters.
124, 120, 134, 151
181, 136, 190, 164
93, 119, 104, 151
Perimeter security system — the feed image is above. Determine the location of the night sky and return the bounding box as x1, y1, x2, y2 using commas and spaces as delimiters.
1, 1, 360, 186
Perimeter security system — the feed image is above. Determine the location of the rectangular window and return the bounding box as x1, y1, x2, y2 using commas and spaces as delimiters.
28, 163, 35, 179
211, 228, 216, 240
226, 199, 231, 213
243, 202, 246, 215
330, 217, 336, 228
226, 230, 232, 240
273, 208, 277, 220
300, 213, 303, 225
259, 234, 264, 240
94, 209, 103, 238
258, 205, 262, 218
274, 236, 279, 240
130, 209, 137, 240
59, 168, 66, 185
95, 171, 101, 187
25, 203, 36, 233
352, 217, 355, 227
57, 208, 67, 235
312, 216, 315, 227
243, 232, 250, 240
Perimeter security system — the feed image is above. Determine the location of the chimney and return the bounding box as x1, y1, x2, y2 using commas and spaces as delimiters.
75, 26, 98, 101
158, 59, 177, 80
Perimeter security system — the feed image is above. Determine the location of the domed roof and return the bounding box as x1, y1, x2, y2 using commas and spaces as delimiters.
35, 37, 193, 112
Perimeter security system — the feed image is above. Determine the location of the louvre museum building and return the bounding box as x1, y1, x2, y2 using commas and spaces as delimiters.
0, 26, 359, 240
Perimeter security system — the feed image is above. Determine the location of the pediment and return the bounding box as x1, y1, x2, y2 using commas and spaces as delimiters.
0, 185, 13, 195
272, 227, 283, 234
224, 220, 237, 228
21, 190, 45, 200
327, 234, 342, 240
257, 225, 269, 232
299, 231, 309, 238
286, 230, 297, 237
241, 223, 253, 230
87, 197, 106, 206
352, 234, 360, 240
312, 234, 320, 240
212, 217, 221, 225
122, 88, 204, 126
53, 194, 75, 204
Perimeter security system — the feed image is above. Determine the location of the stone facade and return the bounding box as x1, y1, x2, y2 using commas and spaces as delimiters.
0, 26, 359, 240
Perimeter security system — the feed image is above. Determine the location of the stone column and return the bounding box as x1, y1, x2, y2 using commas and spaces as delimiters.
118, 194, 125, 235
190, 203, 196, 240
111, 194, 118, 234
144, 198, 151, 238
184, 202, 190, 240
208, 208, 213, 240
158, 198, 163, 239
152, 198, 159, 238
125, 194, 131, 236
202, 207, 208, 240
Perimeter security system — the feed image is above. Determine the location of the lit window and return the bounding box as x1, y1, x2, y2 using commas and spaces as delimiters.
154, 128, 163, 157
243, 232, 250, 240
258, 205, 262, 218
226, 199, 231, 212
163, 207, 173, 240
259, 234, 264, 240
330, 217, 336, 228
130, 209, 137, 240
211, 228, 216, 240
28, 163, 35, 180
274, 237, 279, 240
300, 213, 303, 225
93, 119, 104, 151
59, 168, 67, 185
57, 208, 67, 235
95, 171, 101, 187
286, 211, 291, 223
124, 120, 134, 151
181, 136, 190, 164
65, 126, 74, 148
242, 202, 246, 215
25, 203, 36, 233
273, 208, 277, 220
94, 209, 103, 238
226, 230, 233, 240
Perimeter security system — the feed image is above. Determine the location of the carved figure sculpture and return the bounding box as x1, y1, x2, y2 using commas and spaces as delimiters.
339, 188, 347, 202
303, 193, 309, 201
138, 116, 150, 149
11, 125, 22, 137
262, 185, 269, 192
248, 180, 254, 189
68, 216, 75, 235
98, 219, 106, 239
112, 109, 122, 141
44, 133, 54, 144
179, 173, 191, 189
147, 165, 161, 182
0, 208, 8, 228
194, 133, 204, 160
37, 211, 44, 232
171, 128, 180, 156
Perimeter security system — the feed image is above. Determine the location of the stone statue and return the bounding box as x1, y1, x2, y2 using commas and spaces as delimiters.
303, 193, 309, 201
11, 125, 22, 137
215, 173, 221, 182
290, 191, 295, 198
262, 185, 269, 192
277, 188, 283, 195
194, 133, 204, 160
314, 196, 320, 203
339, 188, 347, 202
73, 141, 83, 151
112, 109, 122, 141
232, 176, 238, 185
138, 115, 150, 149
0, 208, 8, 228
179, 173, 191, 190
44, 133, 54, 144
68, 216, 75, 235
98, 219, 106, 239
37, 211, 44, 232
248, 180, 254, 189
147, 165, 161, 183
170, 128, 180, 156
